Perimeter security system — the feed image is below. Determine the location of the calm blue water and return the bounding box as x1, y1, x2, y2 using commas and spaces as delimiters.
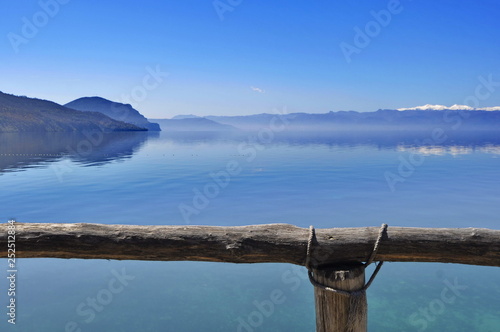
0, 131, 499, 331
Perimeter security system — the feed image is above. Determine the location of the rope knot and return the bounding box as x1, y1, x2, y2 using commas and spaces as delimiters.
306, 223, 388, 295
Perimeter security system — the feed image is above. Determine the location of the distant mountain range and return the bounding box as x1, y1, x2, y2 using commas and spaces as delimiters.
0, 92, 146, 132
149, 118, 236, 131
65, 97, 161, 131
2, 91, 500, 133
203, 108, 500, 131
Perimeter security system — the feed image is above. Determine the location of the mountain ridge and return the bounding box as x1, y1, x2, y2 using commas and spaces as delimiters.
204, 109, 500, 131
65, 97, 161, 131
0, 91, 147, 132
3, 90, 500, 133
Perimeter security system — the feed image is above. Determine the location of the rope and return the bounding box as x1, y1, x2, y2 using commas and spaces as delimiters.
306, 224, 388, 332
305, 225, 315, 271
364, 223, 387, 267
306, 223, 388, 295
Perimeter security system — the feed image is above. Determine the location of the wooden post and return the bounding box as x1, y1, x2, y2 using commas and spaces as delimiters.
313, 263, 367, 332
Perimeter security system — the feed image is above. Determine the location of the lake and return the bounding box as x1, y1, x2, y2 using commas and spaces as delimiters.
0, 130, 499, 331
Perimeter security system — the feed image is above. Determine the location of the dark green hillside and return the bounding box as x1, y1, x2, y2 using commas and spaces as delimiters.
0, 91, 147, 132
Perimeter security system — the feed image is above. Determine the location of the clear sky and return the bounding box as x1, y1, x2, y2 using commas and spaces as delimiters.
1, 0, 500, 118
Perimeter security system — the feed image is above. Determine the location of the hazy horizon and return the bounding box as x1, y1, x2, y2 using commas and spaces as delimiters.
4, 89, 500, 120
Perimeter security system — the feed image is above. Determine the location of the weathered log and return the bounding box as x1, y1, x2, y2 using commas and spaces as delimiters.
1, 223, 499, 267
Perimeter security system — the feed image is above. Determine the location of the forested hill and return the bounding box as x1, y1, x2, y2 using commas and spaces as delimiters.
0, 92, 147, 132
65, 97, 161, 131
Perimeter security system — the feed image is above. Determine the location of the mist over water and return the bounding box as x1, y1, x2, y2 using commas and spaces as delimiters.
0, 131, 499, 331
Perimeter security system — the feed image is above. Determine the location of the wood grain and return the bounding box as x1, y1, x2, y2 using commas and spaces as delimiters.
1, 223, 499, 267
313, 264, 367, 332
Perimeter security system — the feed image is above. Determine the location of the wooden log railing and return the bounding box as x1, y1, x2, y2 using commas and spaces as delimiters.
2, 223, 499, 267
2, 223, 499, 332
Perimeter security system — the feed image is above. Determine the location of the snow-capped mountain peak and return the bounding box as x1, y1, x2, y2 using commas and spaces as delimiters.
448, 104, 475, 110
397, 104, 500, 111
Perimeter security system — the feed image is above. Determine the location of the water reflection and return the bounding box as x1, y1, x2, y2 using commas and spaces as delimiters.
159, 130, 500, 150
0, 131, 158, 173
397, 145, 500, 156
1, 130, 500, 174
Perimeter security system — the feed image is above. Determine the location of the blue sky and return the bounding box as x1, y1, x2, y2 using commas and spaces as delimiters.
1, 0, 500, 118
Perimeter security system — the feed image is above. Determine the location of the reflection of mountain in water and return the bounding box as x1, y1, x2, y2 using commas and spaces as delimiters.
0, 132, 157, 173
159, 130, 500, 152
266, 130, 500, 150
2, 130, 499, 174
397, 145, 500, 156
